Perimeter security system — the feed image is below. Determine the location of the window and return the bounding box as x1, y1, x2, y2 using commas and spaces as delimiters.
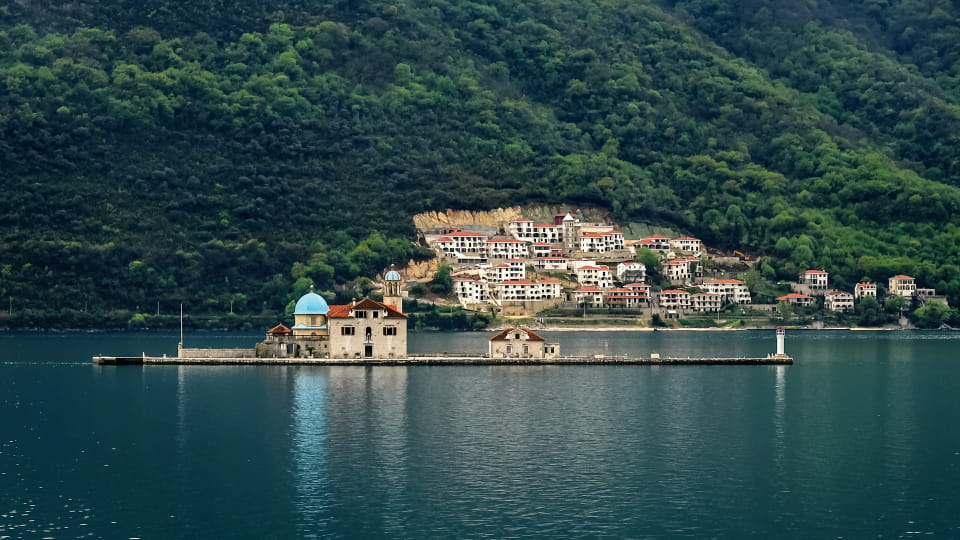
372, 311, 379, 318
310, 316, 316, 326
523, 345, 529, 354
506, 345, 512, 354
383, 326, 397, 336
355, 311, 367, 318
341, 326, 355, 336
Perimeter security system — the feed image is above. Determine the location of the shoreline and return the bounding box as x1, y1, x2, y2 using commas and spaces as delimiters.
505, 325, 907, 332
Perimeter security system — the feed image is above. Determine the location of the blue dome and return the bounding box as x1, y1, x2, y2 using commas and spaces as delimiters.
294, 291, 330, 315
385, 270, 401, 281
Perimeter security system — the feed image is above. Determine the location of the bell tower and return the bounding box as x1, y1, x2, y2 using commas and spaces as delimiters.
383, 264, 404, 313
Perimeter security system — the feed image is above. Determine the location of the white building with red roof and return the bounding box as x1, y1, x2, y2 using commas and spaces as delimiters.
454, 278, 488, 305
669, 237, 703, 256
659, 289, 691, 311
854, 282, 878, 299
799, 270, 829, 291
604, 287, 650, 309
573, 287, 605, 308
663, 258, 702, 285
494, 280, 562, 301
616, 262, 646, 283
690, 293, 723, 312
433, 231, 488, 255
579, 231, 625, 253
485, 259, 526, 282
486, 238, 528, 259
575, 265, 614, 289
699, 278, 751, 304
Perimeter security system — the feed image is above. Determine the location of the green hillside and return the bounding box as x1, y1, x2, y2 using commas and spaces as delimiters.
2, 0, 960, 327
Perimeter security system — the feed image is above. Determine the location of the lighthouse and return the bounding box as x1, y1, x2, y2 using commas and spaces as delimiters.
776, 327, 786, 357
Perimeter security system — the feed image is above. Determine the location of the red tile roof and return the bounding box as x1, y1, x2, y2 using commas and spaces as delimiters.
327, 298, 407, 318
804, 269, 828, 274
576, 287, 603, 292
660, 290, 689, 295
891, 275, 914, 280
268, 323, 292, 335
489, 327, 545, 342
777, 293, 812, 300
449, 232, 486, 237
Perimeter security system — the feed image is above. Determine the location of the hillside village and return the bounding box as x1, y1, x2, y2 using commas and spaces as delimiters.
412, 210, 951, 328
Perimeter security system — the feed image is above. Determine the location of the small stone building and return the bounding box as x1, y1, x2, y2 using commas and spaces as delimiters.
489, 327, 560, 359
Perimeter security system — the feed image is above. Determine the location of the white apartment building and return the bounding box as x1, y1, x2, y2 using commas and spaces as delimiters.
635, 235, 670, 255
535, 256, 569, 270
531, 242, 552, 258
799, 270, 829, 291
669, 237, 703, 256
825, 290, 855, 312
434, 232, 488, 255
659, 289, 691, 311
575, 265, 614, 289
699, 278, 751, 304
604, 287, 649, 309
486, 238, 528, 259
486, 260, 525, 283
579, 231, 625, 253
509, 219, 563, 244
663, 258, 702, 284
496, 280, 562, 301
573, 287, 605, 308
690, 293, 723, 312
454, 278, 488, 305
616, 262, 647, 283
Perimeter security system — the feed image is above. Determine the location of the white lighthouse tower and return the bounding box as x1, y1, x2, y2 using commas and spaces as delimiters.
775, 326, 787, 358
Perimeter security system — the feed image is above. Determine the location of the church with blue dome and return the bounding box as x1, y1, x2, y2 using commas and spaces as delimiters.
259, 267, 408, 359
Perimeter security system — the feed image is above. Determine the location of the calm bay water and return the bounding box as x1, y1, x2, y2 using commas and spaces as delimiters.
1, 330, 959, 539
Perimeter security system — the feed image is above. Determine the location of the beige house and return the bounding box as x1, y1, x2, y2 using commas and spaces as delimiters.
690, 292, 723, 312
489, 327, 560, 359
888, 275, 917, 298
798, 270, 829, 292
326, 298, 408, 359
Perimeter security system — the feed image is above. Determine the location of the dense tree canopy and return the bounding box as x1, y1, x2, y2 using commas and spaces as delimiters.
2, 0, 960, 326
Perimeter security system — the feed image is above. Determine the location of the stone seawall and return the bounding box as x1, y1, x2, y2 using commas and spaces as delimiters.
95, 354, 792, 366
177, 348, 257, 359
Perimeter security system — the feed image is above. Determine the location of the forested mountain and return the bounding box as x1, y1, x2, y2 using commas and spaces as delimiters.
3, 0, 960, 327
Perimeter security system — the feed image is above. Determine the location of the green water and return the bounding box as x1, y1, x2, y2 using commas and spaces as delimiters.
1, 330, 958, 538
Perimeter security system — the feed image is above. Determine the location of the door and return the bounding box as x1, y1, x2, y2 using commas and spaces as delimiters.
364, 345, 373, 358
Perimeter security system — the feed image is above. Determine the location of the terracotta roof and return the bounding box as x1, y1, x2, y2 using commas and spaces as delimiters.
267, 323, 292, 335
708, 279, 744, 284
646, 235, 668, 240
533, 242, 551, 246
327, 298, 407, 319
436, 237, 453, 242
660, 290, 689, 295
449, 232, 486, 237
489, 327, 545, 342
537, 256, 567, 260
891, 274, 914, 279
856, 282, 876, 287
804, 269, 828, 274
828, 290, 853, 296
626, 283, 649, 288
673, 237, 700, 241
534, 223, 556, 228
777, 293, 812, 300
501, 280, 536, 285
576, 287, 603, 292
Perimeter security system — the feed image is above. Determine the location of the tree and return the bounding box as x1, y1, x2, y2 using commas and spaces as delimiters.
430, 264, 453, 295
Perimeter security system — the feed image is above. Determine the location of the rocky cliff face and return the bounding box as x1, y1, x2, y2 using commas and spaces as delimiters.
412, 207, 525, 231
